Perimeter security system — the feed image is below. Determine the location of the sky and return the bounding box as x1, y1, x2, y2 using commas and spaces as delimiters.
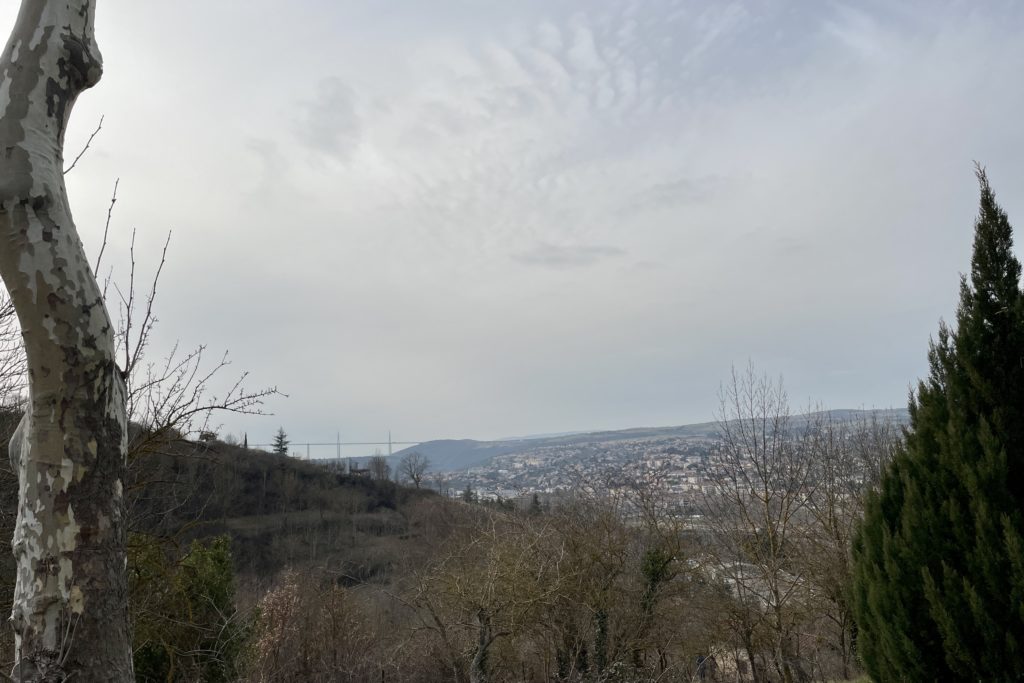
4, 0, 1024, 456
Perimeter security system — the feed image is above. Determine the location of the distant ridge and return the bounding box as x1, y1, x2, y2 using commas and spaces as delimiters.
496, 430, 594, 441
394, 408, 908, 473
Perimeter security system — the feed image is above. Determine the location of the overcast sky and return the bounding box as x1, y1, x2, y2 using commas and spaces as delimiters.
5, 0, 1024, 454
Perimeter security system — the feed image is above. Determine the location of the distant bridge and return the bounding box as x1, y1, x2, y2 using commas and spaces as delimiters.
251, 433, 424, 459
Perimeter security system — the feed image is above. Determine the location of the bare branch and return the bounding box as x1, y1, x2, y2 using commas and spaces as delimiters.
94, 178, 119, 276
62, 115, 104, 175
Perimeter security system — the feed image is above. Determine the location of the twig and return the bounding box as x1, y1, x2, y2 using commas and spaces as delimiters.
94, 178, 118, 275
63, 115, 104, 175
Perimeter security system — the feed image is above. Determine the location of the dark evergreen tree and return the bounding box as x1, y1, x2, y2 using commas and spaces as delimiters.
852, 168, 1024, 681
271, 427, 290, 456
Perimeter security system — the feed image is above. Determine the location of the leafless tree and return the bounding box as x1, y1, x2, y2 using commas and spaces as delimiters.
399, 451, 430, 488
700, 364, 814, 683
797, 409, 901, 679
404, 511, 570, 683
432, 471, 450, 497
110, 230, 278, 460
242, 570, 383, 682
368, 453, 391, 481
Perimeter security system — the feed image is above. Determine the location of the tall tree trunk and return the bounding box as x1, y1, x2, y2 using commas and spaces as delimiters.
469, 608, 492, 683
0, 1, 132, 680
743, 641, 764, 683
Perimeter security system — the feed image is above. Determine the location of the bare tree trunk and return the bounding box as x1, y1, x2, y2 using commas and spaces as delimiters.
469, 608, 492, 683
0, 1, 132, 680
744, 643, 763, 683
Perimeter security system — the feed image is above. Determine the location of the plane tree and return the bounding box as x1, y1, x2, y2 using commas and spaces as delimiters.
0, 1, 132, 678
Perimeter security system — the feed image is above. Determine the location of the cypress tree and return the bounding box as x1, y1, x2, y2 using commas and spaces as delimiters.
852, 168, 1024, 680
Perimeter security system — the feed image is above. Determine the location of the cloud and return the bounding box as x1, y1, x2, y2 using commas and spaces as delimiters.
46, 0, 1024, 445
822, 4, 891, 61
292, 77, 361, 162
621, 174, 737, 215
566, 18, 605, 72
513, 243, 626, 268
536, 21, 563, 53
244, 138, 292, 194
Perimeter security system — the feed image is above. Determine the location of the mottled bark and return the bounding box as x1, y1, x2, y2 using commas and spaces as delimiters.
0, 1, 132, 680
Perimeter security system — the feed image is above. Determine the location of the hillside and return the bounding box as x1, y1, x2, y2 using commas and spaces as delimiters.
125, 437, 448, 579
0, 412, 446, 590
394, 408, 908, 475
